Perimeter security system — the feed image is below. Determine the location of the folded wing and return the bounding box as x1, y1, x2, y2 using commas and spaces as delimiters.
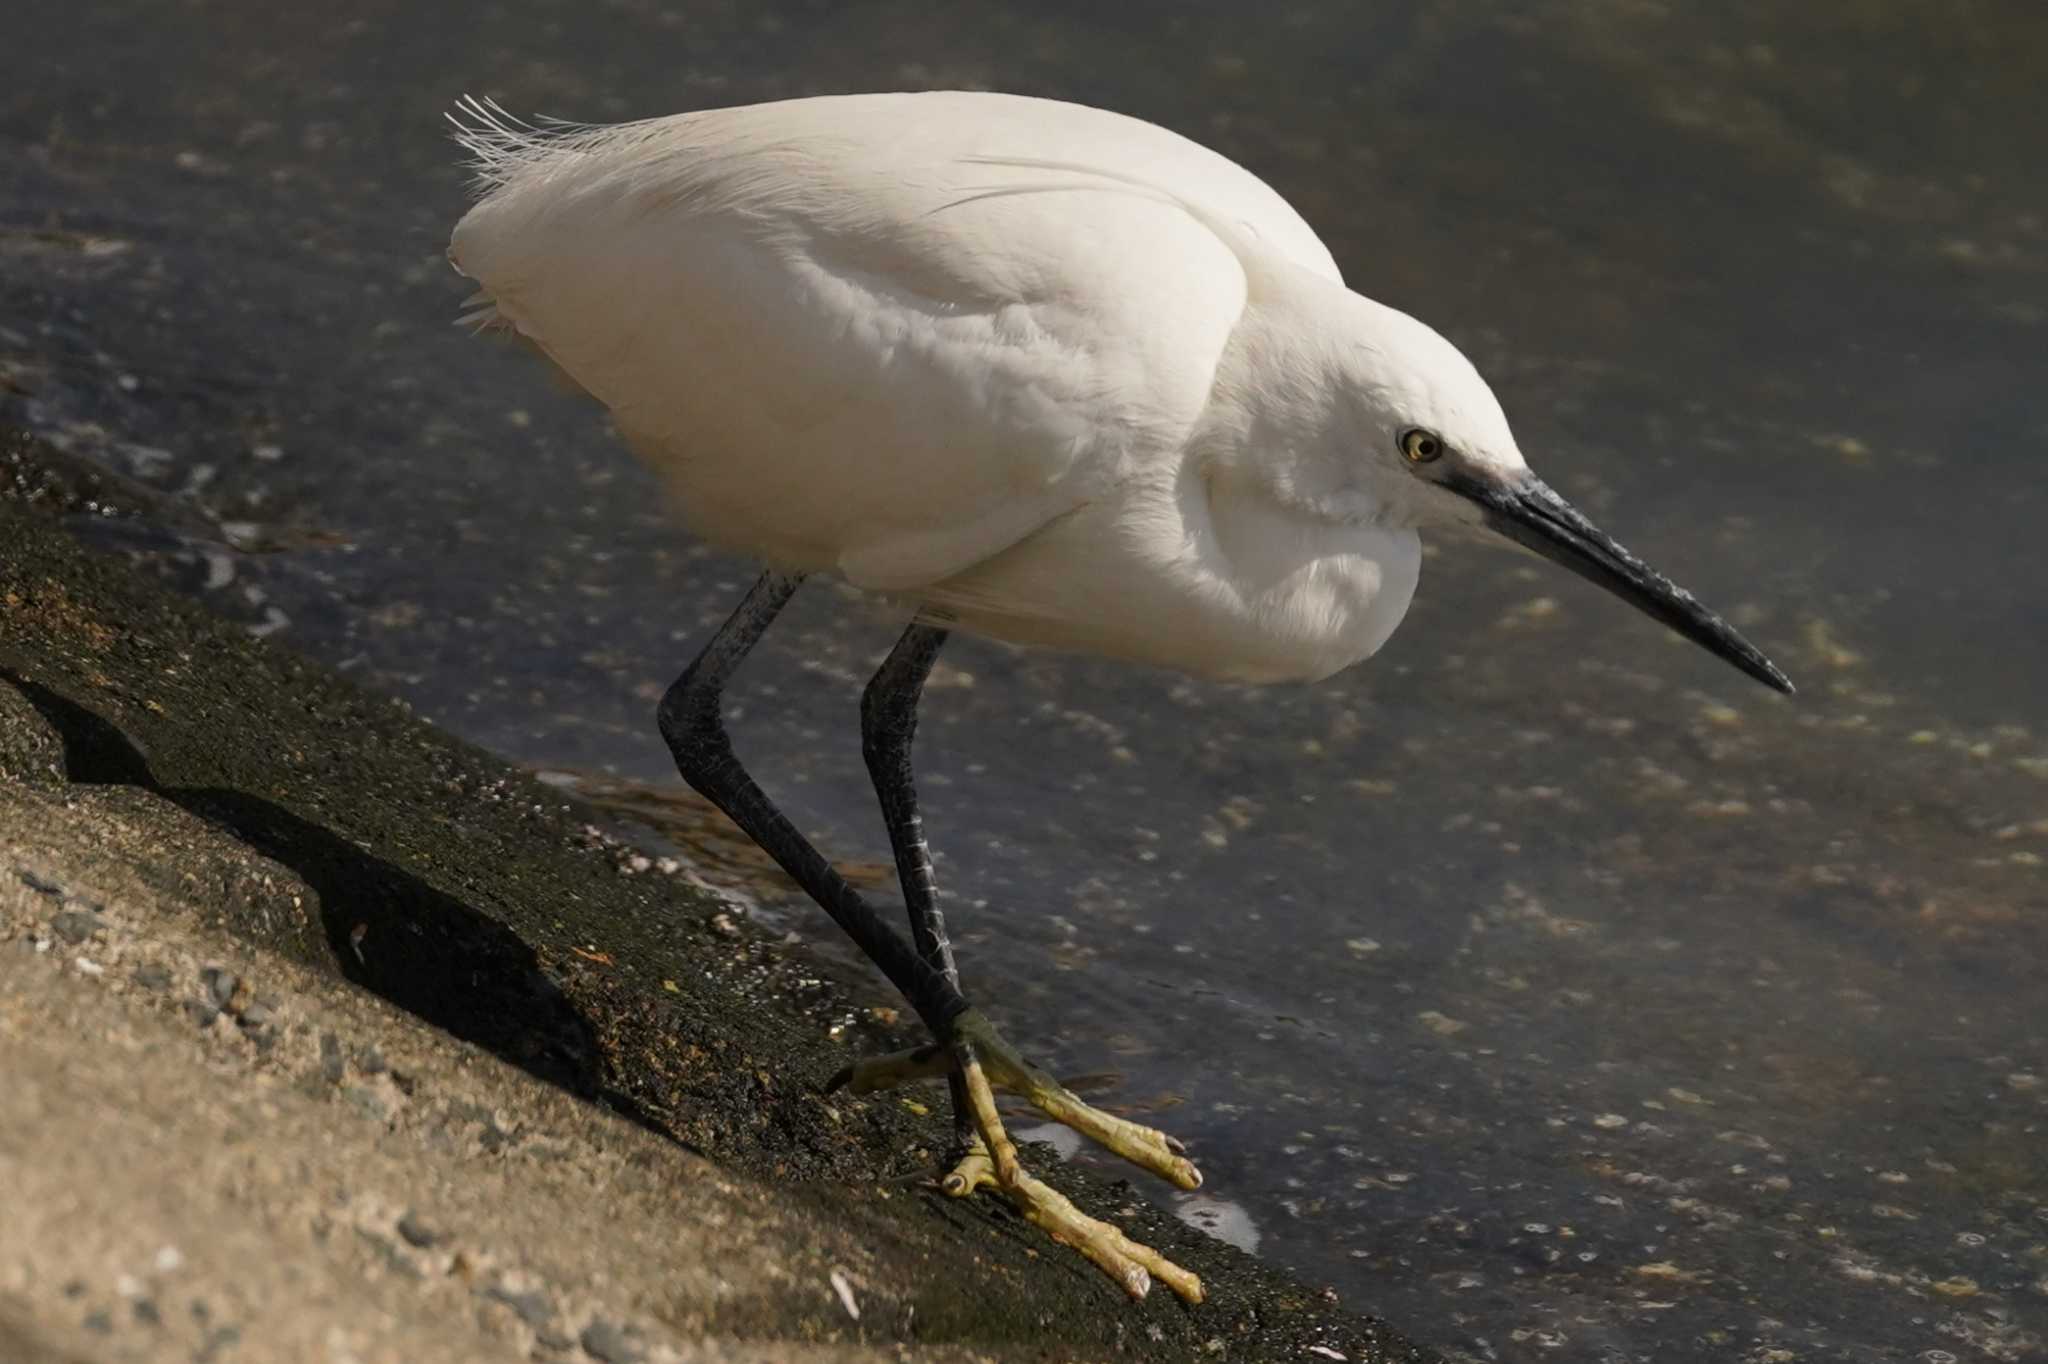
448, 91, 1340, 589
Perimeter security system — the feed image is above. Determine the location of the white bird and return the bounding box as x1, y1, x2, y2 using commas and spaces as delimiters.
446, 90, 1791, 1303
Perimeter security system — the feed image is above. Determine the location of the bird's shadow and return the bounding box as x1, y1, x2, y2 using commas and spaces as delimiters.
6, 669, 665, 1130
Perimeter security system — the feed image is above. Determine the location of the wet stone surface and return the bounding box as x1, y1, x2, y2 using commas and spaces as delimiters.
5, 2, 2047, 1360
0, 500, 1434, 1362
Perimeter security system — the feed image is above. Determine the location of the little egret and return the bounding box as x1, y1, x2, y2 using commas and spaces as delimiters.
446, 91, 1792, 1302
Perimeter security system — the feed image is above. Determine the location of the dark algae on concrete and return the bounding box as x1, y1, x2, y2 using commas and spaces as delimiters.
0, 435, 1440, 1361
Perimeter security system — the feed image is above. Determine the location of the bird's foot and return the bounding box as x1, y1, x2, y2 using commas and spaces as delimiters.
828, 1009, 1203, 1302
829, 1009, 1201, 1190
953, 1040, 1204, 1302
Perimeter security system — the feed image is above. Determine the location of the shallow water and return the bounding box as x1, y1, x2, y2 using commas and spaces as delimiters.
5, 2, 2046, 1358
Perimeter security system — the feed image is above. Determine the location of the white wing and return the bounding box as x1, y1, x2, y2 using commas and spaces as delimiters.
449, 92, 1340, 589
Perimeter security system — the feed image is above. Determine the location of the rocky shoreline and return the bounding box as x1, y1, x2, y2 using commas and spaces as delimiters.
0, 431, 1436, 1362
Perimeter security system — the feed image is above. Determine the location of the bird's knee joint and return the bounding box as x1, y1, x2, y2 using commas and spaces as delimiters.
859, 718, 916, 779
656, 679, 725, 756
858, 680, 898, 736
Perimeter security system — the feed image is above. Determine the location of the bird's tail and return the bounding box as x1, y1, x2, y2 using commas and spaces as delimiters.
445, 94, 597, 193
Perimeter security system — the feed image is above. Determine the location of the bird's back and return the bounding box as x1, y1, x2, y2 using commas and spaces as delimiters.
448, 92, 1341, 588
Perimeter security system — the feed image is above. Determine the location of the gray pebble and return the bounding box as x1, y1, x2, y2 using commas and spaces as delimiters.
237, 997, 276, 1031
50, 908, 100, 944
19, 868, 61, 896
579, 1319, 646, 1364
182, 999, 220, 1028
318, 1031, 346, 1083
132, 962, 173, 990
484, 1284, 555, 1328
396, 1210, 443, 1248
132, 1298, 161, 1326
82, 1310, 111, 1334
201, 966, 238, 1008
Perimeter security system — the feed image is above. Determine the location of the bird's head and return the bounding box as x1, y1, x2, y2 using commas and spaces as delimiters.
1319, 294, 1793, 695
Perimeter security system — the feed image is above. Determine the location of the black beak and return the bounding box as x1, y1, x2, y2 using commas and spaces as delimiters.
1453, 473, 1794, 695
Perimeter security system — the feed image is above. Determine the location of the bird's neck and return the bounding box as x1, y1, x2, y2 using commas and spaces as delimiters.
1195, 274, 1404, 529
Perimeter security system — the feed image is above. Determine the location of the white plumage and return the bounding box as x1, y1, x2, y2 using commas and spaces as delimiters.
447, 91, 1529, 685
443, 90, 1789, 1306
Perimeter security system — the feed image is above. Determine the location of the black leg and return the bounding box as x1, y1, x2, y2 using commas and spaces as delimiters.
860, 622, 976, 1146
861, 623, 957, 984
816, 615, 1204, 1300
657, 572, 968, 1035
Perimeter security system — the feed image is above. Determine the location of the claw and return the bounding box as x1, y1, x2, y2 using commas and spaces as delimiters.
940, 1135, 997, 1196
952, 1011, 1203, 1191
957, 1021, 1205, 1303
955, 1049, 1204, 1303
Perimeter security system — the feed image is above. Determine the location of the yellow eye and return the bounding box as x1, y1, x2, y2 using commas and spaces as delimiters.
1401, 428, 1444, 463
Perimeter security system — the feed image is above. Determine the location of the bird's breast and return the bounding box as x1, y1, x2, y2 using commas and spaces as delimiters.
1193, 472, 1421, 683
918, 473, 1420, 685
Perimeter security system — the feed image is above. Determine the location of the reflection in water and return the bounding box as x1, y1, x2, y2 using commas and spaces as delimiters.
1176, 1193, 1263, 1256
3, 1, 2045, 1359
1012, 1121, 1085, 1163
